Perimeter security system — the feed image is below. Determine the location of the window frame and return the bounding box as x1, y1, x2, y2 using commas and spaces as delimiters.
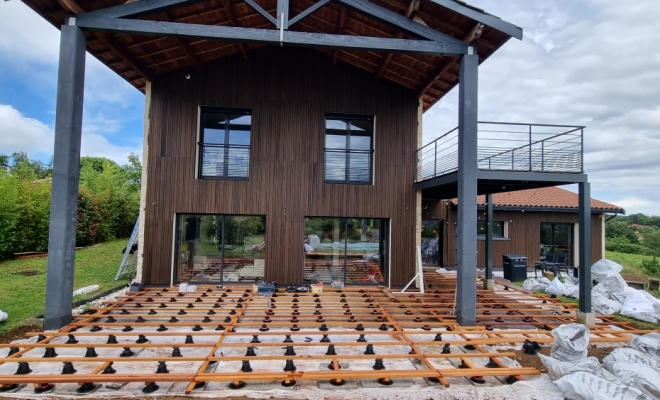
323, 114, 374, 185
477, 220, 505, 238
197, 106, 252, 180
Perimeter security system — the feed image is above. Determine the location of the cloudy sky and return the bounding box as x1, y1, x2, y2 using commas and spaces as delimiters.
1, 0, 659, 215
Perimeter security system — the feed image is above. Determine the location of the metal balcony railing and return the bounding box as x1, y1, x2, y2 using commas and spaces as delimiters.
416, 122, 584, 182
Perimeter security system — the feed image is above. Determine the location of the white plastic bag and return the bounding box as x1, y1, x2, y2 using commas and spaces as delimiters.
0, 310, 7, 322
564, 285, 579, 299
550, 323, 589, 362
635, 376, 660, 399
602, 361, 660, 393
620, 290, 660, 323
545, 276, 565, 296
603, 348, 660, 370
554, 371, 649, 400
628, 332, 660, 360
592, 272, 628, 304
522, 277, 552, 291
592, 294, 624, 315
539, 354, 618, 382
591, 259, 624, 282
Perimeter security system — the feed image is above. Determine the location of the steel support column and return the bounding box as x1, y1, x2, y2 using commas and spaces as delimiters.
578, 181, 592, 314
484, 193, 494, 289
44, 24, 86, 330
456, 51, 478, 325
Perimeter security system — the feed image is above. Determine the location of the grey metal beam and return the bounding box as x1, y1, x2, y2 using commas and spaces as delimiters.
333, 0, 468, 48
578, 181, 592, 313
289, 0, 331, 27
476, 206, 622, 214
429, 0, 523, 40
415, 171, 457, 190
244, 0, 278, 26
477, 170, 588, 183
485, 193, 493, 280
75, 17, 468, 55
277, 0, 290, 29
44, 24, 86, 330
455, 51, 478, 326
76, 0, 209, 20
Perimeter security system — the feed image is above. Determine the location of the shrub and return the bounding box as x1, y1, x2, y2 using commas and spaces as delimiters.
641, 256, 660, 278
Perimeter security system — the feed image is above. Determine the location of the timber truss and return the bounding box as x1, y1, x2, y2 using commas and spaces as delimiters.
0, 285, 652, 395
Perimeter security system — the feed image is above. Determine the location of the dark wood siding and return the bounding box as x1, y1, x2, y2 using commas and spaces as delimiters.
437, 204, 604, 267
143, 47, 419, 286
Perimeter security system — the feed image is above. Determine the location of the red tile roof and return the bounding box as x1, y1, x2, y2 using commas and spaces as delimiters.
451, 187, 624, 212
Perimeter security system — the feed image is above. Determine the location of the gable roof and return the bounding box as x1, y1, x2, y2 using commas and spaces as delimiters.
21, 0, 521, 111
450, 186, 624, 213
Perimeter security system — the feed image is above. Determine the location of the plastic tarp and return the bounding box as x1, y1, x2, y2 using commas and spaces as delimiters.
591, 272, 629, 314
628, 332, 660, 359
545, 277, 565, 296
563, 284, 579, 299
522, 277, 551, 291
554, 371, 650, 400
591, 259, 624, 282
550, 323, 589, 363
620, 290, 660, 323
0, 310, 6, 323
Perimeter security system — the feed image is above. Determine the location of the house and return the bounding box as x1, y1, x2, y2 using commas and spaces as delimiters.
421, 186, 624, 269
25, 0, 599, 329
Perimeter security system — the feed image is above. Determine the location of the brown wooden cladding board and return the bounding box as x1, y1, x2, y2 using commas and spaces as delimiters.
422, 200, 604, 268
143, 47, 419, 286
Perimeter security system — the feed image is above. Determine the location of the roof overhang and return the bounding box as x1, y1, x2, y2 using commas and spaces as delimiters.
21, 0, 522, 111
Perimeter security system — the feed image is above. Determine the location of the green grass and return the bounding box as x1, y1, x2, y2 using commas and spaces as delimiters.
0, 239, 130, 333
606, 251, 655, 276
612, 314, 660, 330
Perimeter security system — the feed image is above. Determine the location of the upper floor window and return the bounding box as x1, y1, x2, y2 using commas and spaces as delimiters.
324, 114, 373, 184
199, 107, 251, 179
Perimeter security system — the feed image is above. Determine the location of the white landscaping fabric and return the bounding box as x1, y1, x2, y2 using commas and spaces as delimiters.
554, 371, 649, 400
0, 309, 7, 322
591, 272, 629, 314
620, 290, 660, 323
628, 332, 660, 359
545, 277, 565, 296
591, 259, 624, 282
563, 285, 579, 299
523, 277, 552, 291
550, 324, 589, 363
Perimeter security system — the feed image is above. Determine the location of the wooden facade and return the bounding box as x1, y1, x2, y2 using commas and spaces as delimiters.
142, 47, 419, 286
422, 200, 604, 268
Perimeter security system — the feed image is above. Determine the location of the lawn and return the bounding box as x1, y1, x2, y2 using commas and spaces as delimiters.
0, 239, 130, 334
606, 251, 657, 277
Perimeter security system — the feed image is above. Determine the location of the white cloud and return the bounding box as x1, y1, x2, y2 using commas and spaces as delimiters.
0, 104, 53, 156
0, 104, 140, 164
423, 0, 660, 215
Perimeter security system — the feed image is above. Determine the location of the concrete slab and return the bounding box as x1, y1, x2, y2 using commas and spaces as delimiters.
318, 379, 358, 390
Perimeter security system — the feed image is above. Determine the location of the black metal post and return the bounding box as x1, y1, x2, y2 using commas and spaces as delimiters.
485, 194, 493, 282
44, 23, 86, 330
578, 181, 592, 314
456, 51, 478, 326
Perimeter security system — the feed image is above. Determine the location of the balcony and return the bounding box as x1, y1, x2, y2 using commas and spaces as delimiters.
417, 122, 584, 182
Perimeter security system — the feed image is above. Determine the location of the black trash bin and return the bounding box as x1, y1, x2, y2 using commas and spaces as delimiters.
503, 254, 527, 282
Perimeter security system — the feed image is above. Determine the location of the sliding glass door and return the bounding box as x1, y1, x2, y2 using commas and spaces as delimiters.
540, 223, 573, 265
303, 217, 389, 284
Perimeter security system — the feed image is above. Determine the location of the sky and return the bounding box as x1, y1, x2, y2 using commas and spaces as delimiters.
0, 0, 659, 215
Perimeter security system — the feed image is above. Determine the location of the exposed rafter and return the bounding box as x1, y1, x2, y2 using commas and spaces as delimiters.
332, 7, 348, 64
221, 0, 249, 58
375, 0, 420, 80
58, 0, 153, 83
416, 23, 483, 99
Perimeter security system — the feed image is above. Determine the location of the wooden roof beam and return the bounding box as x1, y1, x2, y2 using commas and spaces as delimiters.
162, 11, 203, 70
57, 0, 153, 82
332, 7, 348, 64
221, 0, 249, 59
375, 0, 420, 80
416, 22, 482, 98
